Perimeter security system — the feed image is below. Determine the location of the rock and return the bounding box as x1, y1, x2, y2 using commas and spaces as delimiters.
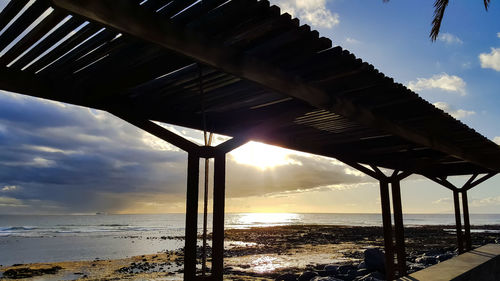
364, 248, 385, 273
276, 273, 298, 281
338, 264, 355, 274
324, 264, 340, 275
3, 266, 63, 279
356, 268, 370, 276
298, 271, 319, 281
437, 252, 454, 262
354, 271, 385, 281
337, 273, 356, 281
415, 256, 438, 265
316, 270, 328, 277
407, 263, 426, 274
311, 277, 344, 281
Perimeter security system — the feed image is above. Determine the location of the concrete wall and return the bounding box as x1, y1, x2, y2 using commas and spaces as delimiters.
398, 244, 500, 281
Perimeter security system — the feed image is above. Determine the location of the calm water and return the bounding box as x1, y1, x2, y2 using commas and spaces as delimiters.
1, 213, 499, 265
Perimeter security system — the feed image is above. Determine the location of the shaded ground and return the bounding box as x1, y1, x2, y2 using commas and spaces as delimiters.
1, 225, 499, 280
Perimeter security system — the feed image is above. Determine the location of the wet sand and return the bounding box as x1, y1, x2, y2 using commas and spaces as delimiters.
1, 225, 499, 280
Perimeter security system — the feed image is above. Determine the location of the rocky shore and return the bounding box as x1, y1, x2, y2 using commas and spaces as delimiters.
1, 224, 499, 280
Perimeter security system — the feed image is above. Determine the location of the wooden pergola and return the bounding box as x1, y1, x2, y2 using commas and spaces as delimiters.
1, 0, 499, 280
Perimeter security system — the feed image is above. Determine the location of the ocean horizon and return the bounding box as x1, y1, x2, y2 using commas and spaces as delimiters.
2, 213, 500, 266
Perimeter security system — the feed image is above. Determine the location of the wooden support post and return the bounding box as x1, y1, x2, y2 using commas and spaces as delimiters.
461, 190, 472, 251
212, 153, 226, 280
379, 180, 395, 280
453, 190, 464, 254
184, 154, 200, 280
391, 180, 406, 277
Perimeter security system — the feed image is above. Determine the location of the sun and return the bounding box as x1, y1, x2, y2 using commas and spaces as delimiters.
229, 141, 300, 170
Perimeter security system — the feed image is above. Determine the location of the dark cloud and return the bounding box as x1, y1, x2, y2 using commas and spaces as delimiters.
0, 92, 188, 213
0, 91, 372, 214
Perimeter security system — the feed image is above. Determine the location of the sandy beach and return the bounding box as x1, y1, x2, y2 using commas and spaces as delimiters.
2, 224, 500, 280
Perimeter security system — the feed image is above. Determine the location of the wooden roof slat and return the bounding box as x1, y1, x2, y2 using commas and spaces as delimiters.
141, 0, 171, 12
222, 8, 297, 50
76, 51, 195, 105
24, 23, 103, 73
128, 63, 204, 98
0, 0, 49, 52
185, 0, 264, 37
37, 29, 118, 75
170, 0, 229, 26
0, 0, 30, 31
33, 0, 169, 73
9, 15, 84, 70
156, 0, 198, 18
0, 10, 65, 65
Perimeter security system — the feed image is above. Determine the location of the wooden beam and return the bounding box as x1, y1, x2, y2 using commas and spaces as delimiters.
342, 161, 380, 180
50, 0, 500, 172
113, 112, 200, 153
0, 66, 56, 100
462, 173, 478, 190
395, 170, 412, 181
0, 66, 101, 110
215, 137, 249, 154
425, 176, 457, 191
464, 172, 497, 191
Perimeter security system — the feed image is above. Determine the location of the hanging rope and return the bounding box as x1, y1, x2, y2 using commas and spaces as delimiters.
199, 63, 212, 276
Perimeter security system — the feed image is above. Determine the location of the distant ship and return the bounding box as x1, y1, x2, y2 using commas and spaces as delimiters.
95, 212, 108, 215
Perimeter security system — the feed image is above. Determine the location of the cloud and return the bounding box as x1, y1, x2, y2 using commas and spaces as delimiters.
270, 0, 339, 28
497, 32, 500, 38
437, 33, 463, 45
1, 185, 18, 192
226, 153, 372, 198
470, 196, 500, 207
345, 37, 360, 44
433, 102, 475, 119
407, 73, 466, 96
479, 47, 500, 71
0, 90, 190, 213
432, 197, 452, 204
494, 137, 500, 145
0, 196, 26, 207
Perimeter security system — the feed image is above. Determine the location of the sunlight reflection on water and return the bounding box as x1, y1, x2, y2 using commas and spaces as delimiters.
237, 213, 300, 227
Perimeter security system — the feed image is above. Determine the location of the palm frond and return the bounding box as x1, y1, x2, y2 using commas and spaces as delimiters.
430, 0, 449, 41
484, 0, 491, 10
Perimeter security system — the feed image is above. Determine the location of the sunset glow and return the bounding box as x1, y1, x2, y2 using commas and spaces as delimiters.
238, 213, 300, 225
229, 141, 300, 170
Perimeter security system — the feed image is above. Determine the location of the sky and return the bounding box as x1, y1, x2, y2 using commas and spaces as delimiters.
1, 0, 500, 215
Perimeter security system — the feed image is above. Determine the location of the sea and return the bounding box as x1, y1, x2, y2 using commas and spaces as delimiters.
1, 213, 500, 266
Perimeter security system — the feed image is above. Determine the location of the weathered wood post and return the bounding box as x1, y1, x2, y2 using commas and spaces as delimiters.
392, 179, 406, 276
379, 179, 395, 280
184, 154, 200, 280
